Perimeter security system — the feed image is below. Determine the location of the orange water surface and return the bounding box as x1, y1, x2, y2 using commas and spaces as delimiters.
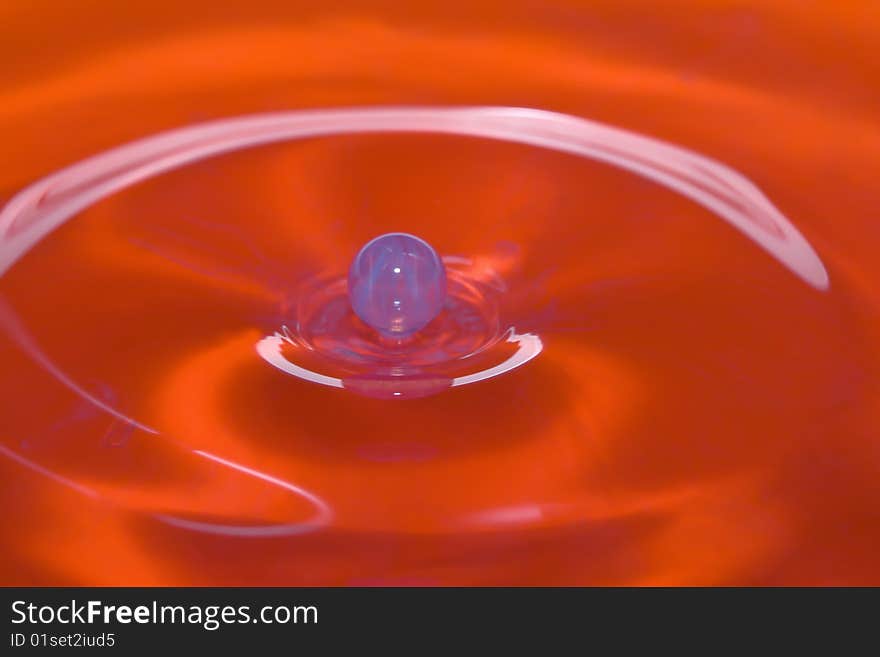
1, 1, 879, 585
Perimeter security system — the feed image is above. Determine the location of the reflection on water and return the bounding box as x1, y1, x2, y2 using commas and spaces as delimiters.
0, 1, 878, 586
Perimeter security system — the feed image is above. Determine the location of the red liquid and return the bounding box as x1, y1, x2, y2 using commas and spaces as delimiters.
1, 1, 878, 585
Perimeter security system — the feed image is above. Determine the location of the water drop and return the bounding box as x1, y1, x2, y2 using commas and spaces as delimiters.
348, 233, 447, 338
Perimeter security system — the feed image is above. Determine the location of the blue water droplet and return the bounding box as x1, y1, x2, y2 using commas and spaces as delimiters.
348, 233, 446, 338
